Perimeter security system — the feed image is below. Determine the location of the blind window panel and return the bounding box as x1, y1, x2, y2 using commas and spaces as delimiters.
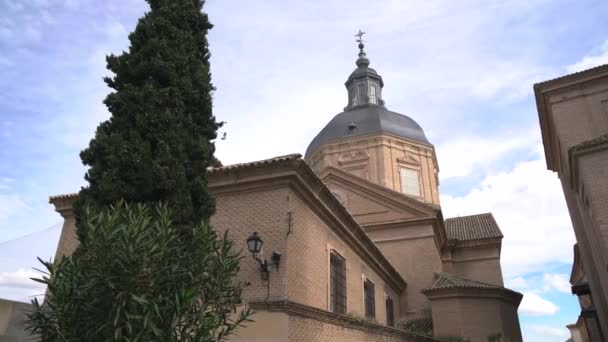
364, 279, 375, 318
330, 251, 346, 314
385, 297, 394, 327
400, 168, 420, 196
370, 85, 377, 104
358, 83, 366, 104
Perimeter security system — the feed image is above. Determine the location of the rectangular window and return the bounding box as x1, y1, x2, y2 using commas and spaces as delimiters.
386, 297, 394, 327
370, 85, 377, 104
330, 251, 346, 314
400, 168, 420, 196
364, 278, 375, 319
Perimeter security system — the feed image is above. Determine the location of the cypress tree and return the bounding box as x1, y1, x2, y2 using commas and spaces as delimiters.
75, 0, 221, 230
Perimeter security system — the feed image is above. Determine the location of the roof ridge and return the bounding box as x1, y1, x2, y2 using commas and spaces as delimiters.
445, 212, 493, 221
208, 153, 302, 173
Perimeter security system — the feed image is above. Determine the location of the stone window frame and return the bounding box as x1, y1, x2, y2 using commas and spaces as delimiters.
399, 167, 422, 197
328, 248, 347, 315
385, 294, 394, 327
363, 276, 376, 319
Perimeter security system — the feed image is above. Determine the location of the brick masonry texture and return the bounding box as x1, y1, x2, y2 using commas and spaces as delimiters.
535, 65, 608, 337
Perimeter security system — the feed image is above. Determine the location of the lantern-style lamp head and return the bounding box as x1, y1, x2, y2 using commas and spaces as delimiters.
247, 232, 263, 254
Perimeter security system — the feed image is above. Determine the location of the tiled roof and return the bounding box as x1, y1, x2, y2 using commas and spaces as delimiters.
49, 193, 78, 203
207, 153, 301, 173
399, 318, 433, 337
445, 213, 503, 241
425, 272, 500, 291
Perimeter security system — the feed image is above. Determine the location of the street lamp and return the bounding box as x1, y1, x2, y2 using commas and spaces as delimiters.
246, 232, 281, 281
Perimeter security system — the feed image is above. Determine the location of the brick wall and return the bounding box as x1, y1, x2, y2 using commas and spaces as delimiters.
430, 297, 521, 342
287, 191, 399, 325
288, 315, 409, 342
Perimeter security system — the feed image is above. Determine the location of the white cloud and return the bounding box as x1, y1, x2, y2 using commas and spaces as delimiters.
441, 145, 575, 277
519, 292, 560, 316
542, 273, 572, 294
530, 325, 569, 339
436, 129, 537, 180
0, 194, 28, 220
567, 40, 608, 73
0, 269, 43, 289
506, 276, 528, 290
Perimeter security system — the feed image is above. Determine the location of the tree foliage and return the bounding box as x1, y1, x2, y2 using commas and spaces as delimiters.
26, 202, 251, 341
75, 0, 221, 232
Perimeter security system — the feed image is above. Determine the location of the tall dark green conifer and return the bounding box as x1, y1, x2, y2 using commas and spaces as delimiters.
26, 2, 253, 340
75, 0, 220, 229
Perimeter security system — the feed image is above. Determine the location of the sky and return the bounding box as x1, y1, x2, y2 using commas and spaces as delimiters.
1, 0, 608, 340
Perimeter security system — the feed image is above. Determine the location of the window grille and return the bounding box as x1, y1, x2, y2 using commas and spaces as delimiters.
370, 84, 377, 104
330, 251, 346, 314
364, 278, 375, 318
358, 83, 366, 104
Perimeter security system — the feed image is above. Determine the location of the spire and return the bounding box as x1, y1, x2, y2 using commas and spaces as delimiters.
355, 29, 370, 68
344, 30, 385, 110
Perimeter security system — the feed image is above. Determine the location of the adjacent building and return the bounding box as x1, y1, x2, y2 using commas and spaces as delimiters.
50, 41, 523, 341
534, 64, 608, 341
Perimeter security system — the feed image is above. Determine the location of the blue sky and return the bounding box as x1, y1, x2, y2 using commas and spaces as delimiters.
1, 0, 608, 340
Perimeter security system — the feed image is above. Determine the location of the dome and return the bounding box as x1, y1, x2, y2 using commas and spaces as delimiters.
305, 105, 430, 159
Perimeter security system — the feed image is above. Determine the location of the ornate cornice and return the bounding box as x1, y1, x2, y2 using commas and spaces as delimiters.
422, 286, 523, 306
248, 300, 438, 341
534, 65, 608, 173
49, 193, 78, 218
568, 133, 608, 191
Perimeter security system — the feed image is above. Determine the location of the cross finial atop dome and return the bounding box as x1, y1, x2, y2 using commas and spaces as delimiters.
354, 29, 369, 68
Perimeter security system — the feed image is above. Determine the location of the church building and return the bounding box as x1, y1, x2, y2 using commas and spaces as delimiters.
49, 38, 523, 342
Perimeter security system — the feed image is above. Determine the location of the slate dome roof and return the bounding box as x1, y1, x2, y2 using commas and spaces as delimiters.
305, 105, 430, 159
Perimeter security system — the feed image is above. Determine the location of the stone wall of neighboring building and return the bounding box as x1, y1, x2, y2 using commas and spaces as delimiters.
365, 224, 440, 319
535, 64, 608, 336
428, 296, 521, 342
0, 298, 33, 342
288, 315, 414, 342
442, 244, 503, 287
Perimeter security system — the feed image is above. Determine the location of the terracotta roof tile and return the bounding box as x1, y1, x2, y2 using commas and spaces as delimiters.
207, 153, 302, 173
445, 213, 503, 241
48, 193, 79, 203
399, 318, 433, 336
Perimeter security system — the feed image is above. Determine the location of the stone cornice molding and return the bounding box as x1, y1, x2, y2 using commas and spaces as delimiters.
363, 217, 438, 231
209, 156, 407, 293
422, 287, 523, 306
307, 132, 436, 164
248, 300, 437, 341
534, 65, 608, 173
568, 134, 608, 191
320, 167, 448, 250
49, 193, 78, 218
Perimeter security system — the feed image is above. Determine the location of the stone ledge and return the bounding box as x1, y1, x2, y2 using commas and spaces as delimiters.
249, 300, 437, 341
